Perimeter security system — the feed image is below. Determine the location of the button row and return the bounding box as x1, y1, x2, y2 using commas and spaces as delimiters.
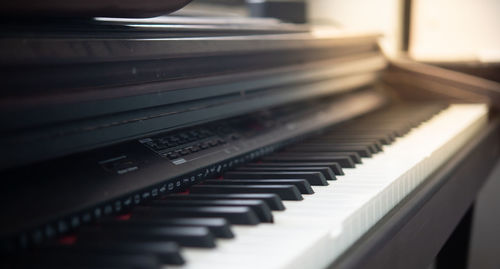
147, 129, 215, 152
165, 138, 227, 160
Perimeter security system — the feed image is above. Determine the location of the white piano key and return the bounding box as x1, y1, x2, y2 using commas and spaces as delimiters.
174, 104, 487, 269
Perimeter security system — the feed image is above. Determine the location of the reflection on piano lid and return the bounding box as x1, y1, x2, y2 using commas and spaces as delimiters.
0, 0, 194, 18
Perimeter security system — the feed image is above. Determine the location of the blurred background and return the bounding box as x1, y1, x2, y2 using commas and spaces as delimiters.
177, 0, 500, 80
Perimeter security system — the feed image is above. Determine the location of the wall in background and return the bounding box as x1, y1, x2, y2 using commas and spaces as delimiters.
307, 0, 402, 57
410, 0, 500, 62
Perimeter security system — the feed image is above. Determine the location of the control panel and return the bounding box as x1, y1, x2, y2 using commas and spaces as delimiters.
0, 90, 385, 251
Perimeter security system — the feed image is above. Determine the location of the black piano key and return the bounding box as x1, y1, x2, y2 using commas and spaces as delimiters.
332, 142, 380, 153
328, 130, 397, 141
203, 179, 314, 194
295, 141, 378, 153
57, 241, 184, 265
104, 218, 234, 238
392, 127, 410, 136
261, 155, 355, 168
224, 171, 328, 185
78, 226, 216, 248
133, 205, 261, 225
339, 127, 401, 136
321, 134, 392, 144
189, 184, 303, 201
247, 162, 344, 176
37, 265, 120, 269
33, 249, 160, 269
272, 152, 362, 164
164, 193, 285, 211
149, 199, 273, 223
343, 121, 409, 129
234, 166, 336, 180
286, 144, 373, 157
90, 242, 183, 265
396, 126, 412, 136
314, 138, 383, 151
38, 265, 125, 269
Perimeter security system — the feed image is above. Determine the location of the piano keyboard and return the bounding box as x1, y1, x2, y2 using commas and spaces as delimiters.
27, 103, 487, 269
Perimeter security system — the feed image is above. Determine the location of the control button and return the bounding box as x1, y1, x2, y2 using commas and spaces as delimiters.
230, 134, 241, 140
160, 185, 167, 193
166, 142, 177, 147
209, 140, 218, 147
200, 143, 210, 149
147, 141, 157, 147
167, 152, 180, 160
155, 144, 168, 150
151, 188, 158, 197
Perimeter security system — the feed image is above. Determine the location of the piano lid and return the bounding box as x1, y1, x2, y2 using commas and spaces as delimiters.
0, 0, 193, 18
0, 16, 385, 171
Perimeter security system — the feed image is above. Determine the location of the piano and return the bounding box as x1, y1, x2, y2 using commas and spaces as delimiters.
1, 3, 500, 269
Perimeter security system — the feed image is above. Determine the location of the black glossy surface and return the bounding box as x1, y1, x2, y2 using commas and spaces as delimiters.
163, 193, 286, 211
235, 166, 336, 180
224, 171, 328, 186
204, 179, 314, 195
149, 199, 273, 223
132, 206, 260, 225
78, 226, 216, 248
189, 184, 304, 201
246, 162, 344, 176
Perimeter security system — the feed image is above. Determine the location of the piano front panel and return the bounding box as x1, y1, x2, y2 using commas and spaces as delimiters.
0, 89, 385, 249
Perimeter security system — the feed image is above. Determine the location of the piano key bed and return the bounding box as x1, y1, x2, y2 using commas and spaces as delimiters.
22, 103, 488, 269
